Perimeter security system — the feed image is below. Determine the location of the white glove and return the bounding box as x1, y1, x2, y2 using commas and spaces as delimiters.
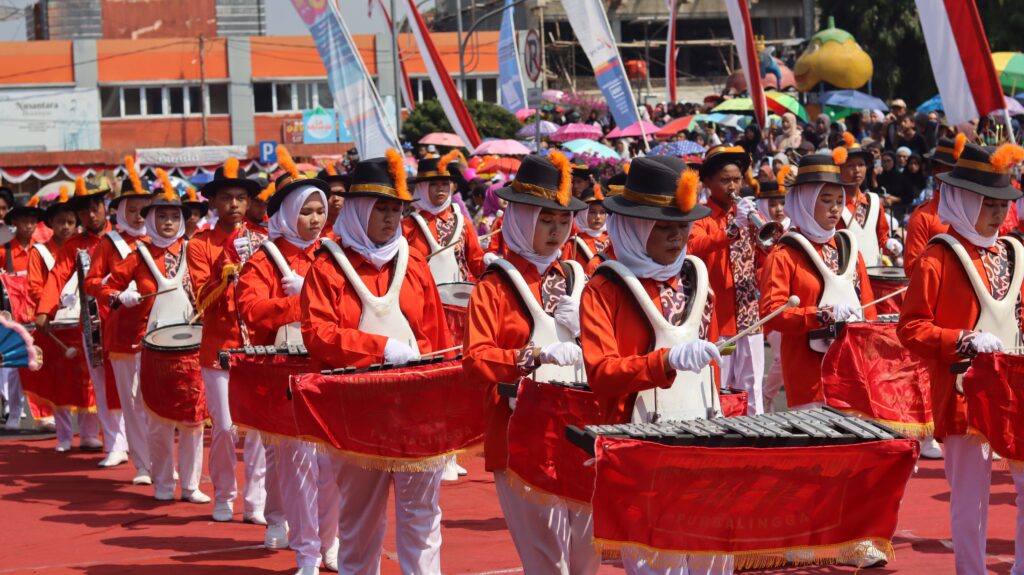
886, 237, 903, 256
101, 274, 111, 286
383, 338, 419, 365
539, 341, 584, 367
281, 273, 304, 297
667, 340, 722, 373
118, 288, 141, 308
233, 237, 253, 264
483, 252, 500, 267
553, 295, 581, 337
832, 303, 862, 323
734, 197, 757, 228
60, 293, 77, 309
972, 332, 1005, 354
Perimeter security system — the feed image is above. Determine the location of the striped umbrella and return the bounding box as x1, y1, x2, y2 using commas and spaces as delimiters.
765, 91, 809, 122
993, 52, 1024, 94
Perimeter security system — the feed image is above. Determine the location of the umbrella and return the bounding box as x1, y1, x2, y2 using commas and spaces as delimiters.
472, 139, 531, 156
419, 132, 466, 148
477, 157, 522, 174
542, 89, 565, 102
711, 98, 755, 114
916, 95, 943, 114
765, 91, 809, 122
550, 123, 603, 143
916, 94, 1023, 115
993, 52, 1024, 94
655, 115, 696, 138
560, 139, 619, 160
516, 120, 559, 138
514, 108, 539, 122
33, 180, 76, 201
608, 120, 660, 139
820, 90, 889, 112
648, 141, 706, 157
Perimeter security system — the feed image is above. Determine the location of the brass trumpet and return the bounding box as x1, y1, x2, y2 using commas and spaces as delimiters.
732, 192, 784, 248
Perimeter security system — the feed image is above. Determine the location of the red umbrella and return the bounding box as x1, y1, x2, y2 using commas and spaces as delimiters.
655, 115, 696, 139
477, 157, 522, 175
515, 108, 539, 122
550, 123, 603, 143
610, 120, 660, 139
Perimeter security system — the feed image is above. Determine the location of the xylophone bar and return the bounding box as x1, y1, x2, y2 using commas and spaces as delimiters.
320, 354, 461, 375
498, 380, 591, 399
219, 344, 308, 369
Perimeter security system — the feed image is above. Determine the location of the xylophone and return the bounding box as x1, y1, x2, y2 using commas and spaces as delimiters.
808, 316, 899, 344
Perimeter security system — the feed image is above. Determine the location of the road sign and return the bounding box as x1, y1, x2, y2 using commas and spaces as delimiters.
524, 29, 541, 83
259, 140, 278, 163
527, 87, 543, 109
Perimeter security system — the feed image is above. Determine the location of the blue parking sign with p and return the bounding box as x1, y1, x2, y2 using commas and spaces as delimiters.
260, 141, 278, 163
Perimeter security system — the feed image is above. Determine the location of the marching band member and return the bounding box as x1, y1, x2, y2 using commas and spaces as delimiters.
571, 185, 610, 269
464, 152, 598, 575
898, 142, 1024, 575
237, 160, 341, 574
101, 173, 209, 504
571, 164, 592, 199
187, 158, 268, 523
183, 187, 208, 239
36, 178, 127, 468
246, 176, 271, 231
301, 150, 452, 575
316, 164, 348, 236
689, 145, 765, 415
27, 187, 100, 451
835, 136, 900, 266
903, 135, 959, 275
581, 156, 729, 575
84, 157, 154, 486
754, 169, 791, 412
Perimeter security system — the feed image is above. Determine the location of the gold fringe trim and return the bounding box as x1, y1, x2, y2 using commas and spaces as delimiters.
594, 537, 894, 571
965, 427, 1021, 470
504, 469, 592, 514
141, 400, 208, 429
298, 434, 467, 473
836, 408, 934, 439
22, 390, 97, 414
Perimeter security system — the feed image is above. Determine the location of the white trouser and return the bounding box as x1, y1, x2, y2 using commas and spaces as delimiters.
2, 368, 22, 426
150, 419, 203, 495
944, 435, 1024, 575
763, 331, 784, 413
335, 458, 443, 575
259, 439, 284, 524
278, 440, 342, 568
110, 354, 151, 473
623, 553, 734, 575
84, 351, 127, 454
719, 333, 765, 415
54, 407, 99, 445
201, 367, 266, 511
493, 470, 600, 575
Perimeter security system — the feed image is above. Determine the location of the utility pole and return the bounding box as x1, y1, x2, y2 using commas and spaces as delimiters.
199, 34, 207, 146
538, 0, 546, 90
391, 0, 403, 136
456, 0, 465, 95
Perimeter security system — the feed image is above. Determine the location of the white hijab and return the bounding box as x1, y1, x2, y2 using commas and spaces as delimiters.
784, 183, 834, 244
269, 185, 327, 249
937, 182, 995, 248
144, 207, 185, 249
756, 199, 791, 232
574, 205, 606, 238
606, 213, 686, 282
413, 181, 452, 216
503, 202, 570, 274
333, 196, 403, 269
117, 198, 147, 237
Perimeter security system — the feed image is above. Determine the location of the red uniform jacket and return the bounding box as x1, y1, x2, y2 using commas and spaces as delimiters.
402, 207, 486, 280
101, 239, 188, 349
584, 244, 616, 276
759, 232, 876, 407
897, 230, 1024, 438
37, 224, 111, 319
903, 194, 947, 276
85, 233, 147, 355
236, 238, 318, 346
300, 243, 451, 371
689, 199, 744, 337
26, 240, 61, 315
569, 232, 610, 269
0, 239, 31, 275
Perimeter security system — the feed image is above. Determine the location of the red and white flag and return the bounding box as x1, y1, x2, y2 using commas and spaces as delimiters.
915, 0, 1004, 126
399, 0, 481, 149
723, 0, 766, 128
666, 0, 679, 103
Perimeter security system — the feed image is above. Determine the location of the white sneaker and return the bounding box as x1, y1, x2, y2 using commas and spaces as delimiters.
98, 450, 129, 468
295, 567, 319, 575
322, 537, 339, 572
132, 470, 153, 486
154, 488, 175, 501
441, 458, 459, 482
244, 512, 267, 525
264, 522, 289, 549
841, 540, 888, 568
38, 418, 56, 432
55, 440, 72, 453
80, 437, 103, 451
919, 437, 944, 460
212, 500, 233, 522
182, 490, 211, 504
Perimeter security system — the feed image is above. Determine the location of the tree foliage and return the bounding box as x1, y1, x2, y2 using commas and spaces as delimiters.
401, 99, 521, 144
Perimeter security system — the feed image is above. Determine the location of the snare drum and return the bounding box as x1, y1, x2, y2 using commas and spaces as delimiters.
142, 323, 203, 352
140, 323, 206, 424
437, 282, 474, 346
867, 266, 908, 315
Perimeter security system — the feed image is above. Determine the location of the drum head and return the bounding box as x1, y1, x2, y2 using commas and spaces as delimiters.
867, 266, 908, 281
437, 282, 474, 308
143, 324, 203, 351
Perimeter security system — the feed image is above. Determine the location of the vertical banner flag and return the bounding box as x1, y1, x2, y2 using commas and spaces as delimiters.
915, 0, 1006, 126
366, 0, 416, 111
291, 0, 400, 157
400, 0, 482, 149
724, 0, 766, 128
666, 0, 679, 104
561, 0, 640, 128
498, 0, 527, 112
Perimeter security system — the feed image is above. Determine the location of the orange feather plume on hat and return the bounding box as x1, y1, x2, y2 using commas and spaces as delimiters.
324, 162, 337, 177
155, 168, 176, 202
75, 177, 87, 197
186, 187, 198, 202
438, 149, 463, 175
223, 157, 240, 179
593, 184, 604, 201
745, 168, 760, 196
676, 169, 699, 212
276, 145, 300, 180
257, 182, 276, 203
776, 165, 792, 187
26, 196, 39, 208
842, 132, 856, 147
990, 143, 1024, 171
124, 155, 143, 195
58, 185, 69, 204
832, 146, 848, 166
622, 162, 630, 175
953, 133, 967, 161
385, 148, 410, 200
547, 149, 572, 207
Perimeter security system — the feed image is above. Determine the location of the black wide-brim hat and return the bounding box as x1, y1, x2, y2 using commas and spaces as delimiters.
603, 156, 710, 223
140, 194, 189, 217
603, 171, 627, 197
495, 153, 587, 212
572, 164, 591, 179
267, 172, 331, 217
699, 145, 751, 180
201, 160, 261, 198
316, 168, 352, 189
68, 180, 110, 210
794, 154, 844, 186
936, 143, 1023, 200
44, 199, 76, 224
4, 204, 44, 224
345, 151, 414, 203
411, 157, 455, 183
925, 137, 957, 167
756, 178, 786, 199
183, 199, 209, 218
844, 144, 873, 165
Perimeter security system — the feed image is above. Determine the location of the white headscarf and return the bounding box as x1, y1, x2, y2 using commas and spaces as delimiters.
144, 206, 185, 249
412, 181, 452, 216
333, 196, 403, 269
937, 182, 995, 248
606, 213, 686, 282
574, 205, 606, 238
268, 185, 327, 249
756, 199, 791, 232
503, 202, 569, 274
784, 183, 834, 244
117, 198, 147, 237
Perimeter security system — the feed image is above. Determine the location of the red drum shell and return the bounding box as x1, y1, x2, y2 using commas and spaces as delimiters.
867, 266, 908, 315
140, 347, 206, 425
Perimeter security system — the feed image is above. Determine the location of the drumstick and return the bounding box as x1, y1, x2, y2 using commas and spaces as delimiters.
139, 288, 177, 300
859, 287, 908, 311
717, 295, 801, 350
420, 344, 463, 358
45, 331, 78, 359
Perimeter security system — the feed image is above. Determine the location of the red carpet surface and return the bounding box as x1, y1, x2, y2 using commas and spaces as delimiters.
0, 434, 1019, 574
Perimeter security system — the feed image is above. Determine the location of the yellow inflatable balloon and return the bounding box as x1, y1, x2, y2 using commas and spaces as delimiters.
794, 17, 873, 92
